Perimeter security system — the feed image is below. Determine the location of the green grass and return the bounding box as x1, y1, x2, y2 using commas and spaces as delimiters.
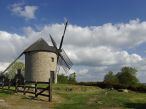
1, 84, 146, 109
52, 84, 146, 109
0, 88, 14, 97
52, 84, 101, 109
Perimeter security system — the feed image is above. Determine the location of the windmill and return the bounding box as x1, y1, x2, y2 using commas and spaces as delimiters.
2, 21, 73, 83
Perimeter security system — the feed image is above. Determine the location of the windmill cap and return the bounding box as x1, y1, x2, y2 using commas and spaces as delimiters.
23, 38, 57, 54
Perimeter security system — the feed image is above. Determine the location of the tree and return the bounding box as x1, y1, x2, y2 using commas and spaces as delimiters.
57, 72, 77, 84
0, 73, 5, 80
116, 66, 139, 86
68, 72, 77, 84
57, 74, 68, 84
6, 61, 25, 79
104, 71, 119, 84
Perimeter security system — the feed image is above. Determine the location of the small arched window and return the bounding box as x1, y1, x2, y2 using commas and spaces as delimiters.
51, 57, 54, 62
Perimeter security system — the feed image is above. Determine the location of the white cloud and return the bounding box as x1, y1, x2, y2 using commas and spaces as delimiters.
1, 19, 146, 82
9, 3, 38, 19
78, 69, 89, 76
0, 31, 26, 62
68, 46, 142, 66
65, 19, 146, 48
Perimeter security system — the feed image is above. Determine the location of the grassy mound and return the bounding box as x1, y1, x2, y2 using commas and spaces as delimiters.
0, 84, 146, 109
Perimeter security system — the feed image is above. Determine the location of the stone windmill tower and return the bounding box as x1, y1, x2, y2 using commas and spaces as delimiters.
24, 38, 58, 82
2, 21, 73, 83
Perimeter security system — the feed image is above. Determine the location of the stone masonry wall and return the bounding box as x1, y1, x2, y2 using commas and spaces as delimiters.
25, 51, 57, 82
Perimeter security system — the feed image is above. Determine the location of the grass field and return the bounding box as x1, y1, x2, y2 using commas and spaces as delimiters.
0, 84, 146, 109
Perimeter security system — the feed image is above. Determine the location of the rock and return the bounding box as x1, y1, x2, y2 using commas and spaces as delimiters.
97, 101, 103, 104
118, 89, 128, 93
0, 99, 5, 102
123, 89, 128, 93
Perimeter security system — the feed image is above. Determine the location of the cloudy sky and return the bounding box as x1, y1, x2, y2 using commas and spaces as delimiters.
1, 0, 146, 82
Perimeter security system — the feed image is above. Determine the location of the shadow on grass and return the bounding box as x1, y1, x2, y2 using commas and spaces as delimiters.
125, 103, 146, 109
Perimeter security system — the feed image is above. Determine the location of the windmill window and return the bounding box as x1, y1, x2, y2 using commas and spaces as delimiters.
51, 57, 54, 62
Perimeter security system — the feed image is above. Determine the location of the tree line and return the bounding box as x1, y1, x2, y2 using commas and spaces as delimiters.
103, 66, 139, 86
0, 62, 140, 86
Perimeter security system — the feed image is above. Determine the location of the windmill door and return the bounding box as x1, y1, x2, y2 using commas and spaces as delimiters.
50, 71, 55, 83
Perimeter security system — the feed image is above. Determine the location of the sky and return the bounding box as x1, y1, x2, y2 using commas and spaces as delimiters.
1, 0, 146, 82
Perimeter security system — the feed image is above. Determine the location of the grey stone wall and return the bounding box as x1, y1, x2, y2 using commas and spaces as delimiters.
25, 51, 57, 82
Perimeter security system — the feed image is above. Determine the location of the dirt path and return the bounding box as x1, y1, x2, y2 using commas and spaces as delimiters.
0, 94, 51, 109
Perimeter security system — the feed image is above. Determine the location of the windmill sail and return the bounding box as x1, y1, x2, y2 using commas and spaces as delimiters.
49, 20, 73, 74
59, 49, 73, 73
59, 21, 68, 50
2, 52, 24, 74
50, 35, 73, 73
49, 34, 58, 49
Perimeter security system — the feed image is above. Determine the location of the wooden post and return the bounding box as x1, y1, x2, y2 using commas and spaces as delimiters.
49, 78, 52, 102
35, 80, 37, 97
23, 80, 26, 95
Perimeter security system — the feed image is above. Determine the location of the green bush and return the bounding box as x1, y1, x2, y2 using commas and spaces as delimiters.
57, 72, 77, 84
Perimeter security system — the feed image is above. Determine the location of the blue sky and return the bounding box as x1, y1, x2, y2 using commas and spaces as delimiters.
1, 0, 146, 32
1, 0, 146, 82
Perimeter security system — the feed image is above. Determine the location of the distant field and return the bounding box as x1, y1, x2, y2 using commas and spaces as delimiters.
0, 84, 146, 109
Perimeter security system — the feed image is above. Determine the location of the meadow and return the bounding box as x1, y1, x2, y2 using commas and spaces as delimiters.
0, 84, 146, 109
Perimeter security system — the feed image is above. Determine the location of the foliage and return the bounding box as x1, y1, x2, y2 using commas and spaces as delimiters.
68, 72, 77, 84
57, 72, 77, 84
0, 73, 5, 80
103, 66, 139, 86
6, 61, 25, 79
116, 66, 139, 86
57, 74, 68, 84
104, 71, 119, 84
0, 72, 9, 83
